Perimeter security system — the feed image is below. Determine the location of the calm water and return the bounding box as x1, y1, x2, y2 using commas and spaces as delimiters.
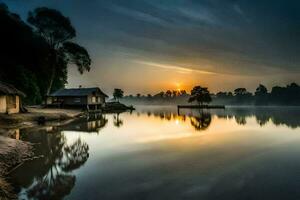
6, 106, 300, 200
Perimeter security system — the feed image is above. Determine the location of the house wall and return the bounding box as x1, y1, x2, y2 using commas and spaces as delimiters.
7, 95, 20, 114
61, 96, 88, 106
87, 94, 105, 105
0, 95, 20, 114
46, 97, 52, 105
0, 96, 7, 113
99, 96, 105, 104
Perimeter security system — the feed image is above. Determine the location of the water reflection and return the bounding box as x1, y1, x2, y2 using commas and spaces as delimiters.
190, 113, 212, 131
136, 106, 300, 129
57, 114, 108, 133
113, 113, 123, 128
5, 107, 300, 200
10, 130, 89, 199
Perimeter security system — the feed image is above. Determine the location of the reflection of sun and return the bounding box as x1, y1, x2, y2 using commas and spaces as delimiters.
175, 119, 179, 125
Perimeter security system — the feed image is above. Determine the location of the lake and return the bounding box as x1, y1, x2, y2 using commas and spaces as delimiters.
8, 106, 300, 200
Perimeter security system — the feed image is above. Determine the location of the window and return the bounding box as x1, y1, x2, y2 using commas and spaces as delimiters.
92, 96, 96, 103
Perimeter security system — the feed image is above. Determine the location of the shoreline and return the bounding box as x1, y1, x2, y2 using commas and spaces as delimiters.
0, 108, 83, 199
0, 136, 34, 199
0, 108, 83, 129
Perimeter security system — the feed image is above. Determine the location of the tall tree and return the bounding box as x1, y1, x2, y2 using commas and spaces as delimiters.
188, 86, 212, 105
27, 7, 91, 94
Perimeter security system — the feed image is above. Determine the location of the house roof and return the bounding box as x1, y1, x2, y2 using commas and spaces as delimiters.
49, 87, 108, 97
0, 81, 26, 97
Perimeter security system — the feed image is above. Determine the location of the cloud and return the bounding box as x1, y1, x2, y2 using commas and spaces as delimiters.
3, 0, 300, 92
134, 60, 216, 75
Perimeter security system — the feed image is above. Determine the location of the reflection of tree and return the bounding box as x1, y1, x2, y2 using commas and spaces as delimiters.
17, 133, 90, 200
190, 112, 212, 131
256, 114, 269, 126
62, 138, 89, 172
27, 174, 75, 200
113, 113, 123, 128
235, 116, 247, 125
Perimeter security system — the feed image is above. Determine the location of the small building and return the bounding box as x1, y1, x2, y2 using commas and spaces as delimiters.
46, 87, 108, 110
0, 82, 25, 114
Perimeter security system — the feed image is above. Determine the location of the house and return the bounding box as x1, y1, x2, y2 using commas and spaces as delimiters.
46, 87, 108, 110
0, 82, 25, 114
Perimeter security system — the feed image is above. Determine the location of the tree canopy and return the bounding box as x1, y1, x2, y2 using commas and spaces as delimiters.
27, 7, 91, 95
188, 86, 212, 105
0, 4, 92, 103
113, 88, 124, 102
28, 7, 76, 48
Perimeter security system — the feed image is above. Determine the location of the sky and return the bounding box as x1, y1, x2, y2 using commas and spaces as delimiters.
3, 0, 300, 95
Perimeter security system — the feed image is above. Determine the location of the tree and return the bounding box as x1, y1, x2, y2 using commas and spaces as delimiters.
113, 88, 124, 102
27, 7, 91, 94
234, 88, 248, 96
172, 90, 179, 97
188, 86, 212, 105
165, 90, 172, 98
179, 90, 187, 96
255, 84, 268, 96
255, 84, 268, 105
234, 87, 252, 104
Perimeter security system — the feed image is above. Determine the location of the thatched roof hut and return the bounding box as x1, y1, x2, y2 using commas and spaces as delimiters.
0, 82, 25, 97
0, 82, 25, 114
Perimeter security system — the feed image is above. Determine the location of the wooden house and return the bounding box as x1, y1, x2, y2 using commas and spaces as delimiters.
0, 82, 25, 114
46, 87, 108, 110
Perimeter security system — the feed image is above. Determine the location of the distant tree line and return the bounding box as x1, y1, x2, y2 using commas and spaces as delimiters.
121, 83, 300, 106
0, 3, 91, 105
213, 83, 300, 105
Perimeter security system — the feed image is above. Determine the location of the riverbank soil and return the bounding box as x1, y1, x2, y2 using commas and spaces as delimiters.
0, 136, 33, 199
0, 108, 82, 199
0, 108, 83, 129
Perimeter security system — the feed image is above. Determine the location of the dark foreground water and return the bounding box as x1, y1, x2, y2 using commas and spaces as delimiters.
6, 106, 300, 200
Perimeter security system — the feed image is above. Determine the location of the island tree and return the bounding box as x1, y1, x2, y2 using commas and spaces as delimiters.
27, 7, 91, 94
113, 88, 124, 102
188, 86, 212, 105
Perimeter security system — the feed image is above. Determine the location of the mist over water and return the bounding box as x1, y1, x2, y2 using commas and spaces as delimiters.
7, 106, 300, 200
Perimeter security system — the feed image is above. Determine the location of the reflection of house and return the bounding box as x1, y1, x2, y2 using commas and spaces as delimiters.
0, 82, 25, 114
46, 87, 108, 110
56, 114, 108, 133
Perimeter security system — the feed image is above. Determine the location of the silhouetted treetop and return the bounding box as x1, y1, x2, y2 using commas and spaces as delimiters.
255, 84, 268, 96
28, 7, 76, 48
113, 88, 124, 102
62, 42, 91, 74
26, 6, 91, 95
234, 88, 248, 96
188, 86, 212, 105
